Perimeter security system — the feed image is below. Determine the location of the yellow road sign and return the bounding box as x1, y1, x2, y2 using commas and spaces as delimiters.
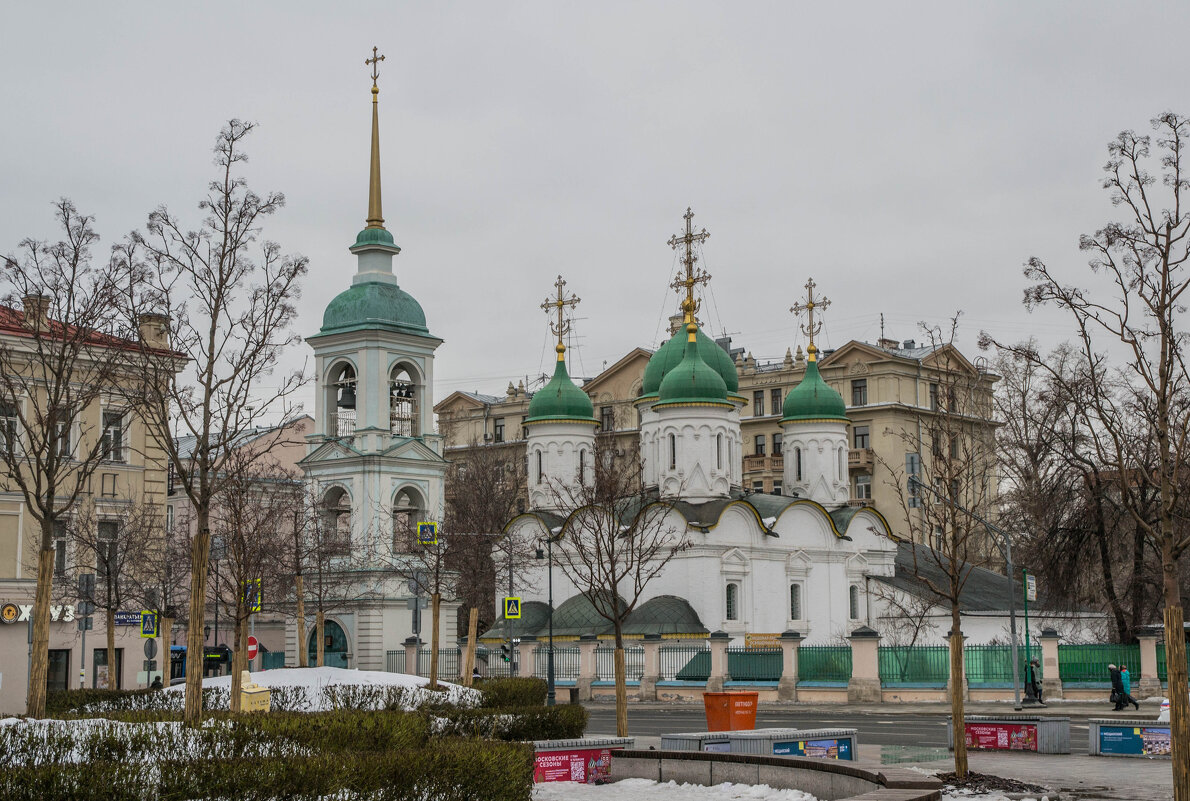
503, 597, 521, 619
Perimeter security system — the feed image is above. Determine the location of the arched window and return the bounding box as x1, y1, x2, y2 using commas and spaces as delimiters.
536, 450, 544, 485
839, 447, 846, 480
716, 434, 723, 470
725, 582, 739, 621
849, 585, 860, 620
668, 434, 676, 470
794, 447, 803, 481
319, 487, 351, 554
389, 364, 419, 437
328, 363, 357, 439
578, 448, 586, 484
393, 487, 426, 550
790, 584, 802, 620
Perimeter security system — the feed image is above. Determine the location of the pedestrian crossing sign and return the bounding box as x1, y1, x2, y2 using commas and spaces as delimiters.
504, 597, 521, 619
140, 611, 158, 638
417, 521, 438, 546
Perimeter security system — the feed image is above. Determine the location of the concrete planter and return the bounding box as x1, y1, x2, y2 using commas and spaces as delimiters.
727, 727, 858, 760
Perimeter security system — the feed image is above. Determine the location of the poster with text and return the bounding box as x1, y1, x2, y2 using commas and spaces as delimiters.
533, 748, 617, 783
964, 723, 1038, 751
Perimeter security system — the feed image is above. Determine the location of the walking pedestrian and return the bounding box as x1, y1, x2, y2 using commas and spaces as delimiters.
1120, 664, 1139, 711
1109, 663, 1124, 710
1026, 657, 1045, 706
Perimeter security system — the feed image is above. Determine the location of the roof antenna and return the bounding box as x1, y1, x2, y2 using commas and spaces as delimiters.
880, 312, 885, 344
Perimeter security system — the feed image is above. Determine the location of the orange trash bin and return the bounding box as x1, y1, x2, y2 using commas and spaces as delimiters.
703, 691, 759, 731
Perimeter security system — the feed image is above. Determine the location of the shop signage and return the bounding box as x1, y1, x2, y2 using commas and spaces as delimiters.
114, 611, 140, 626
744, 632, 781, 648
0, 603, 75, 624
773, 738, 854, 760
964, 722, 1038, 751
533, 747, 617, 783
1099, 725, 1171, 756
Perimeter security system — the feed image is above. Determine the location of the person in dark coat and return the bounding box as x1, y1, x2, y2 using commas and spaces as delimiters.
1108, 664, 1139, 711
1026, 658, 1045, 706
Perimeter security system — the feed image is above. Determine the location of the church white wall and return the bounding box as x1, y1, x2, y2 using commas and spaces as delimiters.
651, 405, 741, 501
782, 420, 849, 505
526, 422, 596, 509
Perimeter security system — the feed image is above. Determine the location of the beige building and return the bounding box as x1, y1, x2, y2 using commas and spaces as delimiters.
436, 334, 998, 545
0, 302, 173, 713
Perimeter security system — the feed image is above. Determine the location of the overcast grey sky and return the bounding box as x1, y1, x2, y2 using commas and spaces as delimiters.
2, 2, 1185, 415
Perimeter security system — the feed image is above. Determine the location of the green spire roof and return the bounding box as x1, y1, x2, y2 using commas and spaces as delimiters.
640, 324, 738, 399
321, 280, 428, 336
782, 348, 847, 422
655, 324, 730, 407
526, 346, 597, 424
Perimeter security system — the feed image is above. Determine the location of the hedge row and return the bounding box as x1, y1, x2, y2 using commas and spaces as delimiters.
0, 739, 534, 801
475, 677, 548, 708
433, 704, 588, 741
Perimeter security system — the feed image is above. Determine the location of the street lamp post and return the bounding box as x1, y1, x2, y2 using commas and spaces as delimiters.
909, 476, 1029, 710
535, 536, 556, 706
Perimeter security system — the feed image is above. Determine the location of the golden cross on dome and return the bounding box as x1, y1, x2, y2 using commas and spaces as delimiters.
667, 207, 711, 324
366, 46, 385, 90
541, 275, 581, 360
790, 278, 830, 358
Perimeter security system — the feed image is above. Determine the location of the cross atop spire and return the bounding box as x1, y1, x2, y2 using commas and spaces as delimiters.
790, 278, 831, 361
364, 46, 386, 231
541, 275, 581, 362
667, 207, 711, 326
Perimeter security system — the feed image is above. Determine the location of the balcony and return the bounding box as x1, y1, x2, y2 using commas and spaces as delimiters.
847, 498, 872, 508
848, 448, 874, 470
329, 412, 356, 440
743, 455, 783, 473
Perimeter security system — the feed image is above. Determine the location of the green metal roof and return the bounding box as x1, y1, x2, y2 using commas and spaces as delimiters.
526, 353, 597, 424
320, 280, 429, 336
655, 328, 730, 406
352, 227, 397, 249
781, 358, 847, 422
640, 324, 738, 398
622, 595, 708, 636
479, 600, 553, 641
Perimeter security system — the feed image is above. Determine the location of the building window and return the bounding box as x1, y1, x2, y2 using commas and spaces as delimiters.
53, 521, 67, 576
47, 649, 70, 692
669, 434, 676, 469
752, 481, 764, 492
906, 452, 921, 507
536, 450, 544, 485
97, 520, 118, 580
950, 477, 961, 500
716, 434, 723, 470
493, 418, 504, 443
772, 433, 783, 456
794, 447, 802, 481
851, 379, 867, 407
752, 391, 765, 417
0, 401, 18, 454
771, 389, 782, 416
929, 383, 939, 411
854, 473, 872, 500
839, 447, 846, 479
522, 423, 529, 440
931, 430, 943, 459
101, 411, 124, 463
853, 425, 869, 450
950, 436, 960, 459
167, 462, 177, 495
753, 435, 766, 456
51, 407, 71, 458
600, 406, 614, 432
789, 584, 802, 620
93, 647, 123, 689
389, 365, 419, 437
725, 582, 739, 621
166, 504, 174, 534
849, 585, 860, 620
933, 526, 945, 549
578, 449, 586, 484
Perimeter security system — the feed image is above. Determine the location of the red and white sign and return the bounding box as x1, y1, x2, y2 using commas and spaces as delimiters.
534, 748, 618, 783
964, 722, 1037, 752
247, 636, 258, 660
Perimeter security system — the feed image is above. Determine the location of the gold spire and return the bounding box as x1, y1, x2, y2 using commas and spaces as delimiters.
541, 275, 581, 362
365, 46, 386, 230
790, 278, 831, 363
668, 207, 711, 328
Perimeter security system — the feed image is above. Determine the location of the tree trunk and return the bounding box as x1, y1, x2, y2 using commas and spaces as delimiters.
316, 609, 325, 668
160, 615, 173, 686
25, 548, 54, 717
948, 611, 968, 778
105, 607, 116, 690
1162, 554, 1189, 800
295, 574, 307, 668
230, 613, 244, 714
461, 607, 479, 687
429, 592, 441, 690
614, 625, 628, 737
184, 511, 212, 727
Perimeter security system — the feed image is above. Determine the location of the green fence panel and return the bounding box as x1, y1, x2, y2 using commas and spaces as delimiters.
662, 647, 709, 681
1058, 644, 1140, 684
879, 646, 949, 686
1155, 644, 1190, 684
260, 651, 286, 671
964, 645, 1027, 687
727, 647, 782, 681
674, 650, 710, 681
798, 646, 852, 683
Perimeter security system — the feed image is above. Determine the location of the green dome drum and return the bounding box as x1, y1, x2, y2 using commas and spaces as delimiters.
781, 347, 847, 422
321, 280, 429, 335
655, 324, 731, 407
526, 345, 597, 424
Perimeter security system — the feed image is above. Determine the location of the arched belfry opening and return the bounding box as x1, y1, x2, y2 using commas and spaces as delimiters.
328, 362, 357, 439
392, 485, 427, 551
319, 486, 352, 553
389, 363, 419, 437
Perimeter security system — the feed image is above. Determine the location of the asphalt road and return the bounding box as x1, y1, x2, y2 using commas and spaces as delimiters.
583, 706, 1097, 754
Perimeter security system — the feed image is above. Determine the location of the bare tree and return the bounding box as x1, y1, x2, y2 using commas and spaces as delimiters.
300, 485, 357, 668
0, 199, 148, 716
111, 120, 307, 725
390, 512, 454, 690
877, 318, 999, 779
541, 437, 688, 737
983, 112, 1190, 795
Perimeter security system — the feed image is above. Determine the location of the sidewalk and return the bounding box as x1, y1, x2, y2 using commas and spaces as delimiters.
584, 698, 1165, 720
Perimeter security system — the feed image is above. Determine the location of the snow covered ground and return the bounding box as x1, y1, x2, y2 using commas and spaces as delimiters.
530, 780, 1052, 801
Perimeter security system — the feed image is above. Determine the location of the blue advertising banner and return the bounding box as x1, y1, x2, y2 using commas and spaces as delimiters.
114, 611, 140, 626
1099, 725, 1172, 757
773, 738, 853, 760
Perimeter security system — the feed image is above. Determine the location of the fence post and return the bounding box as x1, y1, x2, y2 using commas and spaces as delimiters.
403, 636, 421, 677
639, 633, 662, 701
1038, 628, 1063, 701
847, 626, 881, 703
577, 634, 598, 701
777, 630, 802, 701
707, 631, 731, 693
517, 635, 538, 679
1137, 625, 1163, 698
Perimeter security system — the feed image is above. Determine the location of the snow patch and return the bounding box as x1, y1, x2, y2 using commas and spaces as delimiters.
532, 779, 817, 800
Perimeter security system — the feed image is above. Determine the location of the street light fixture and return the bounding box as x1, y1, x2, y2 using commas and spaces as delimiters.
535, 534, 558, 707
908, 475, 1033, 710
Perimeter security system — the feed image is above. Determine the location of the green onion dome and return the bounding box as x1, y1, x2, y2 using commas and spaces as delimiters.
640, 324, 738, 399
525, 345, 597, 424
352, 227, 397, 248
321, 280, 428, 335
655, 324, 731, 407
781, 346, 847, 422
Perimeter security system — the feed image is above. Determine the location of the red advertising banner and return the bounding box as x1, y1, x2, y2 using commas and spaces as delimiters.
533, 748, 618, 783
964, 723, 1038, 752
